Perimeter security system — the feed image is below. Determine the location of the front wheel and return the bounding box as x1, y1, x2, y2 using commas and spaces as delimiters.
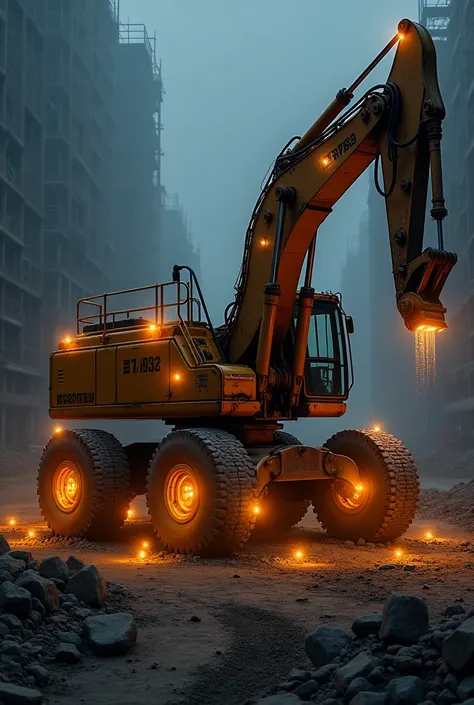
146, 428, 257, 556
312, 429, 419, 543
37, 429, 131, 540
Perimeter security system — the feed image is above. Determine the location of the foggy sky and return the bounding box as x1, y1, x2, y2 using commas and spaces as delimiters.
119, 0, 418, 322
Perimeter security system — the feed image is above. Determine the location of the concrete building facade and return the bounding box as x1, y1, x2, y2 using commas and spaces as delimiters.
112, 23, 163, 292
0, 0, 45, 449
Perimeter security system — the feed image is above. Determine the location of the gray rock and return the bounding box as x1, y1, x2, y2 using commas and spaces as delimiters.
7, 551, 31, 565
16, 571, 59, 612
58, 631, 82, 648
386, 676, 425, 704
73, 606, 93, 620
25, 664, 49, 687
312, 663, 339, 683
66, 565, 107, 607
287, 669, 311, 683
0, 582, 31, 619
345, 678, 373, 702
0, 641, 26, 664
367, 667, 384, 684
461, 700, 474, 705
380, 594, 429, 644
352, 616, 382, 639
457, 675, 474, 701
38, 556, 69, 584
293, 679, 319, 700
0, 682, 42, 703
0, 570, 13, 585
305, 626, 352, 668
443, 604, 465, 617
443, 617, 474, 671
403, 565, 416, 572
432, 630, 451, 651
254, 696, 302, 704
29, 611, 42, 628
348, 694, 385, 705
335, 652, 380, 693
83, 612, 137, 656
392, 655, 423, 674
65, 556, 85, 575
0, 556, 26, 579
0, 535, 10, 556
50, 579, 66, 593
422, 648, 440, 662
379, 564, 396, 570
0, 614, 22, 633
435, 689, 458, 705
55, 643, 81, 664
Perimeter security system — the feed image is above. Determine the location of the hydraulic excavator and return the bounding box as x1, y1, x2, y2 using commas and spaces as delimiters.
38, 19, 456, 556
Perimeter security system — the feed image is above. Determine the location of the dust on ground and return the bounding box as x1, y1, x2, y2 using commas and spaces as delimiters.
1, 452, 474, 705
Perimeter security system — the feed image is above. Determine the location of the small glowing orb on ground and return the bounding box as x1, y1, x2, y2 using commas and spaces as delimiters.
127, 509, 134, 519
8, 518, 16, 526
253, 506, 261, 515
372, 425, 381, 433
138, 550, 146, 560
425, 531, 433, 540
294, 550, 303, 560
28, 530, 35, 538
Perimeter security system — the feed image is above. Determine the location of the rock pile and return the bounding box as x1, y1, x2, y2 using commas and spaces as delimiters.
0, 535, 137, 704
255, 593, 474, 705
420, 481, 474, 534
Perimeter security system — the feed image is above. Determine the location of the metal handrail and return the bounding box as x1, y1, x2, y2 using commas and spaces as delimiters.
76, 279, 204, 335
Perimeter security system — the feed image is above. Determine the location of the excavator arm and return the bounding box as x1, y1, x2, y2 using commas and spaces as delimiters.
221, 19, 457, 370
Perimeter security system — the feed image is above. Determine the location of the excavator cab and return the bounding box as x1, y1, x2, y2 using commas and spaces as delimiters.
303, 294, 353, 400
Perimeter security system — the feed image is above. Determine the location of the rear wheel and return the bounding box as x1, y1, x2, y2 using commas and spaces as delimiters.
312, 429, 419, 543
37, 429, 131, 540
252, 430, 310, 536
147, 428, 257, 556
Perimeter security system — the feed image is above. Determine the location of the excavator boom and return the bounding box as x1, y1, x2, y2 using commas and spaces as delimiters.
221, 19, 457, 365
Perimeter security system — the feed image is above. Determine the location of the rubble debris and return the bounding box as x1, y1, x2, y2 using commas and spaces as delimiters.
83, 613, 137, 656
0, 550, 137, 700
0, 535, 11, 556
255, 593, 474, 703
420, 479, 474, 533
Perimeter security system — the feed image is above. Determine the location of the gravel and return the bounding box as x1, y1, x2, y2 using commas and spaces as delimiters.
253, 592, 474, 704
0, 534, 138, 702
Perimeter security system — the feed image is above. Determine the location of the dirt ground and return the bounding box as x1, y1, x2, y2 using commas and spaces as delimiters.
1, 469, 474, 705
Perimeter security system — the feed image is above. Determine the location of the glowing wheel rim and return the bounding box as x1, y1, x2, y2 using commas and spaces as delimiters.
165, 464, 199, 523
333, 476, 369, 514
53, 461, 82, 513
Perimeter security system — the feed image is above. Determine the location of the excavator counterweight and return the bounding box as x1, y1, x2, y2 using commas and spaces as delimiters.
38, 19, 454, 557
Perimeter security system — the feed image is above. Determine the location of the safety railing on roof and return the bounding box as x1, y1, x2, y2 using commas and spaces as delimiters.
76, 280, 203, 336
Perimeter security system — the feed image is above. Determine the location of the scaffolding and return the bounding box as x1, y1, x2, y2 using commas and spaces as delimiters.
419, 0, 452, 40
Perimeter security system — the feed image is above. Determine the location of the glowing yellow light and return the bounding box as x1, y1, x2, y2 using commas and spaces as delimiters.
127, 508, 134, 519
28, 530, 35, 538
395, 549, 403, 558
8, 518, 16, 526
173, 373, 181, 381
398, 33, 405, 40
54, 425, 63, 435
294, 550, 303, 560
417, 325, 426, 331
62, 336, 72, 345
322, 157, 330, 167
425, 531, 433, 540
142, 541, 149, 549
355, 484, 364, 493
149, 324, 157, 332
426, 326, 437, 332
373, 425, 381, 433
138, 550, 146, 560
253, 505, 261, 515
260, 238, 269, 247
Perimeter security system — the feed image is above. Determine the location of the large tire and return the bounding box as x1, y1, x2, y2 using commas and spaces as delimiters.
252, 430, 310, 536
312, 429, 419, 543
146, 428, 257, 556
37, 429, 131, 540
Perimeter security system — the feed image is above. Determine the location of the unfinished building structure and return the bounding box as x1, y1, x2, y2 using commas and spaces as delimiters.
0, 0, 44, 449
112, 23, 163, 291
